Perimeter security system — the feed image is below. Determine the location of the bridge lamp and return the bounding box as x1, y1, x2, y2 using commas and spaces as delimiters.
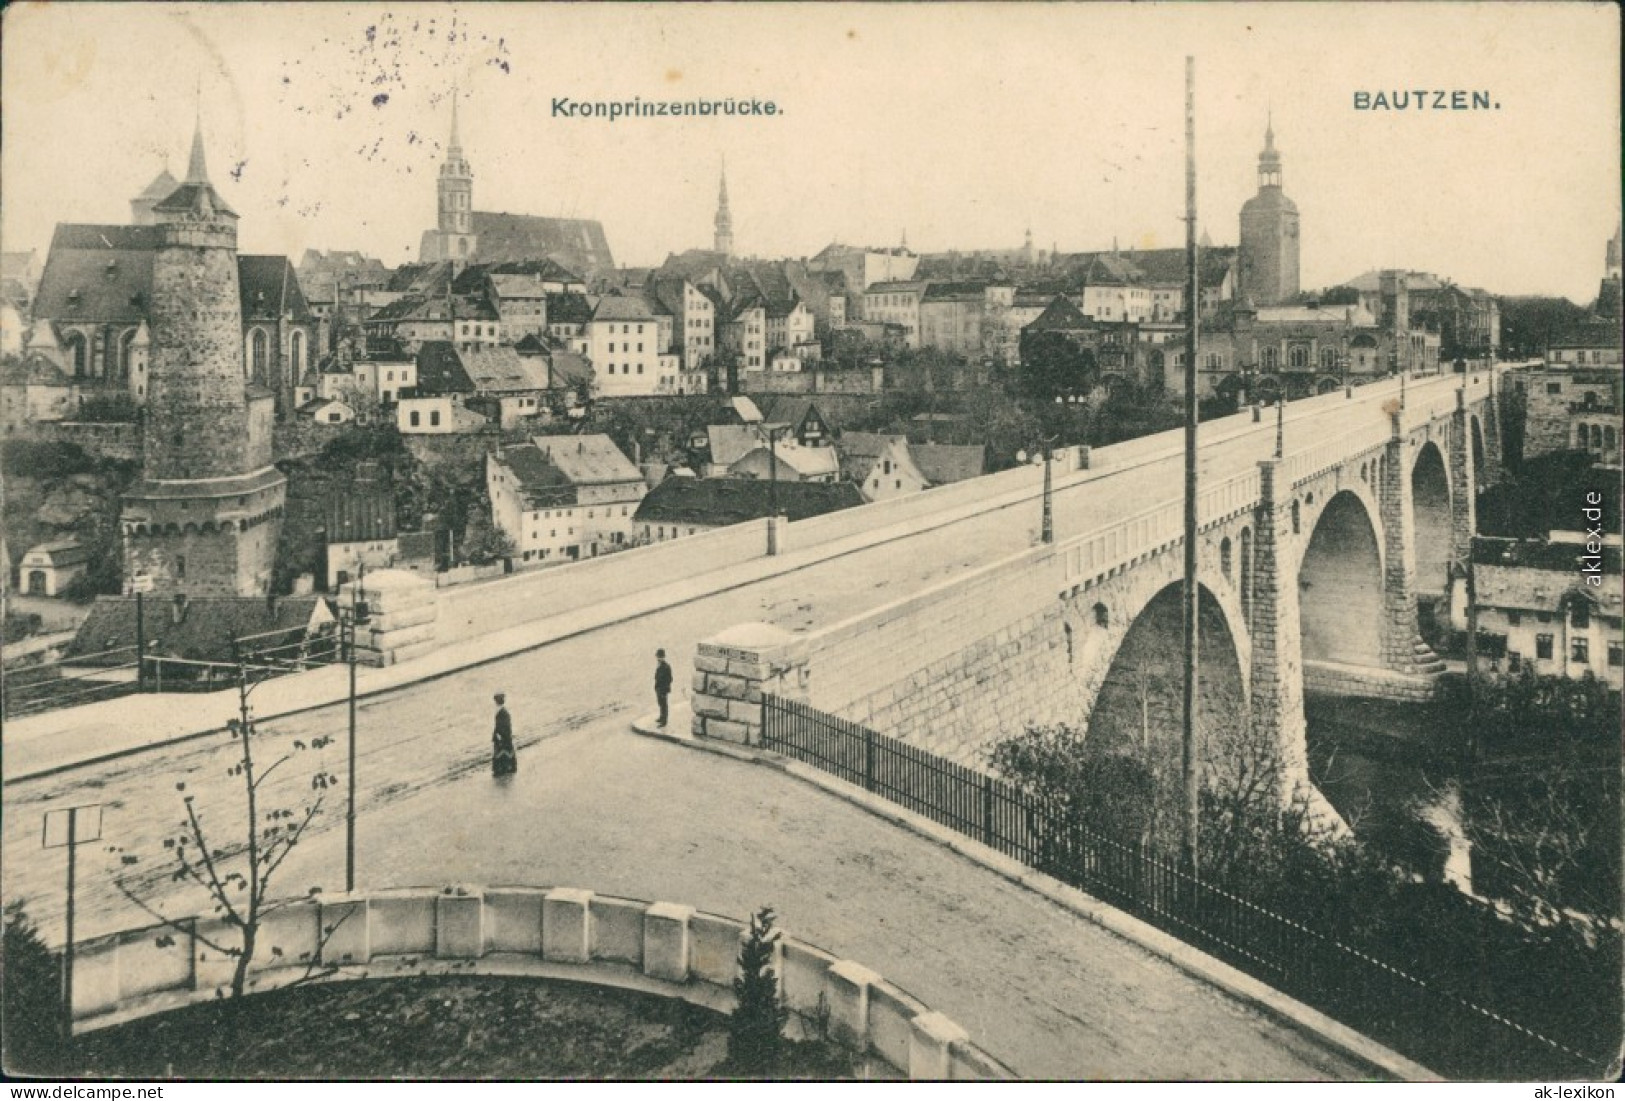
1017, 435, 1059, 545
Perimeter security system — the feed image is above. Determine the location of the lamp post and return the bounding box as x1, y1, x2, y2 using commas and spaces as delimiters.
1017, 434, 1059, 545
1275, 389, 1285, 460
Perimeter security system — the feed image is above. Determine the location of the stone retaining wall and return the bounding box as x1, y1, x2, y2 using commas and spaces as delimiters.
68, 885, 1012, 1081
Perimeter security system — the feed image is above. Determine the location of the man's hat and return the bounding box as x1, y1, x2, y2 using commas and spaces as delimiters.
494, 692, 506, 704
656, 649, 666, 659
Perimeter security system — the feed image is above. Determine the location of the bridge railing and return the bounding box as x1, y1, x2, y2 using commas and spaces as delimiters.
761, 693, 1612, 1081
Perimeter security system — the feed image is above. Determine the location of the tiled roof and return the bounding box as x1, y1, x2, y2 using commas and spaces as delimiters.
468, 211, 615, 275
355, 337, 411, 362
731, 442, 841, 480
68, 595, 329, 665
634, 477, 864, 527
1549, 322, 1623, 350
532, 433, 642, 486
1023, 295, 1091, 332
495, 443, 574, 507
922, 282, 993, 301
23, 539, 89, 567
707, 424, 766, 467
866, 281, 927, 295
546, 350, 593, 390
547, 292, 594, 326
151, 181, 236, 218
461, 346, 549, 393
912, 443, 985, 485
413, 341, 475, 394
134, 168, 181, 202
833, 432, 903, 483
591, 294, 654, 323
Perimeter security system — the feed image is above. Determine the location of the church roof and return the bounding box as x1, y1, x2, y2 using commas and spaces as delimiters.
34, 225, 159, 324
239, 255, 315, 323
135, 168, 181, 202
468, 211, 615, 276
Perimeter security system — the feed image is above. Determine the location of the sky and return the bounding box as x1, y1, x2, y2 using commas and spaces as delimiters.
2, 2, 1619, 301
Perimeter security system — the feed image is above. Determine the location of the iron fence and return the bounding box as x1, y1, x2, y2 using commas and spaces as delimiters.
761, 694, 1608, 1080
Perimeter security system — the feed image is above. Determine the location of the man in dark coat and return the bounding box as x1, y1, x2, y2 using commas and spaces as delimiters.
654, 650, 673, 727
492, 692, 517, 777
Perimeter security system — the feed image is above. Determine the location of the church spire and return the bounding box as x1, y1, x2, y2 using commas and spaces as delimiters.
186, 88, 210, 185
449, 85, 462, 152
713, 156, 734, 257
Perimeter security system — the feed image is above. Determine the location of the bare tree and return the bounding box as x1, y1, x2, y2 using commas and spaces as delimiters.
115, 664, 342, 998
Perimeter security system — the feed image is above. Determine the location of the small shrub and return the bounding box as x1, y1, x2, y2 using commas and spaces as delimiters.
727, 906, 787, 1073
2, 901, 70, 1076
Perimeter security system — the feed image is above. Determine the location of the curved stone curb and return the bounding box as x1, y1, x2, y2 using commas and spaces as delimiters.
69, 884, 1013, 1082
631, 705, 1440, 1082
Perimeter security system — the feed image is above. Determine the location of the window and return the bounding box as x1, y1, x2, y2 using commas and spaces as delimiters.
1535, 633, 1554, 660
1572, 602, 1590, 629
410, 411, 421, 427
1289, 346, 1309, 369
1546, 382, 1561, 395
1506, 610, 1521, 626
175, 555, 186, 579
430, 410, 441, 427
1262, 347, 1279, 370
1571, 637, 1590, 664
1609, 641, 1622, 668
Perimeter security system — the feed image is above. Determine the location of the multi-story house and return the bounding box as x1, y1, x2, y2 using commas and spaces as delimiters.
586, 295, 673, 397
1449, 533, 1624, 689
862, 281, 926, 349
487, 434, 646, 564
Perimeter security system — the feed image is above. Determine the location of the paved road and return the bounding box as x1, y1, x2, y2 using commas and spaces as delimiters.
3, 374, 1478, 1077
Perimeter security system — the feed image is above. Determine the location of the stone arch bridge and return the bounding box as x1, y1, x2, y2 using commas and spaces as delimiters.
692, 370, 1509, 812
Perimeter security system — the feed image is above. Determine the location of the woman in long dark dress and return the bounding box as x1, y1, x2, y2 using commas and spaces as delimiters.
492, 693, 518, 777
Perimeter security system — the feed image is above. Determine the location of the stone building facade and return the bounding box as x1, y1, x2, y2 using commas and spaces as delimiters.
120, 121, 285, 599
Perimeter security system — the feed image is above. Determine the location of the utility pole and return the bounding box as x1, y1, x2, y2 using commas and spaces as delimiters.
1180, 55, 1202, 876
766, 425, 788, 557
45, 804, 104, 1046
345, 565, 366, 893
1041, 439, 1055, 545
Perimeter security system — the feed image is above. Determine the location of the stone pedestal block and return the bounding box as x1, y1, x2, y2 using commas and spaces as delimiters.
825, 959, 881, 1046
542, 888, 593, 964
908, 1011, 969, 1080
642, 902, 695, 982
435, 892, 484, 959
691, 622, 808, 746
319, 898, 371, 966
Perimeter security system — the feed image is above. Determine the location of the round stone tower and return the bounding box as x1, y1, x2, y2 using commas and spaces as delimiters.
1238, 117, 1300, 306
122, 117, 286, 598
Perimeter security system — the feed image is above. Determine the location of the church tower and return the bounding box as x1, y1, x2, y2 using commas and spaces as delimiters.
1238, 117, 1300, 305
713, 159, 734, 258
121, 114, 285, 598
421, 90, 479, 264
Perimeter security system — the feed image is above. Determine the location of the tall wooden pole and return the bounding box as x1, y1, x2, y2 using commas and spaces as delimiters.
1180, 56, 1202, 875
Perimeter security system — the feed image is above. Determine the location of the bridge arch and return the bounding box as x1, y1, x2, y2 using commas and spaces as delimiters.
1085, 582, 1249, 849
1298, 489, 1384, 668
1410, 440, 1452, 599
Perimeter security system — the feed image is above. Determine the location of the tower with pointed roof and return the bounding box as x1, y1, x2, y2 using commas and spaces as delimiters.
121, 112, 285, 598
713, 159, 735, 258
422, 89, 479, 264
1238, 116, 1300, 305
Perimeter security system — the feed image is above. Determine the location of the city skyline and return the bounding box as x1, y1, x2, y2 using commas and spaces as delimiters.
2, 2, 1620, 300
